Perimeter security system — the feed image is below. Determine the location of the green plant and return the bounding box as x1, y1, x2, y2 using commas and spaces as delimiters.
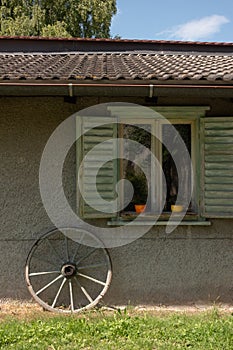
0, 309, 232, 349
127, 173, 148, 205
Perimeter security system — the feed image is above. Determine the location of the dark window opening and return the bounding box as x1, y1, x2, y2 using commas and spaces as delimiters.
122, 124, 151, 213
162, 124, 192, 212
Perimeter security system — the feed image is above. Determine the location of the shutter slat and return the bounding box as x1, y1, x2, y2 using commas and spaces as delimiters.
204, 206, 233, 214
84, 178, 114, 184
83, 184, 114, 192
205, 198, 233, 205
205, 177, 233, 184
206, 183, 233, 191
205, 162, 233, 170
206, 155, 233, 162
83, 154, 114, 161
84, 163, 113, 170
205, 144, 233, 152
205, 129, 233, 136
205, 191, 233, 198
83, 129, 114, 136
205, 121, 233, 129
205, 136, 233, 144
202, 117, 233, 218
84, 137, 114, 143
205, 169, 233, 177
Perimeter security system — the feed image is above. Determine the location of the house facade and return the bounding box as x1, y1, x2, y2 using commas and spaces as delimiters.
0, 36, 232, 308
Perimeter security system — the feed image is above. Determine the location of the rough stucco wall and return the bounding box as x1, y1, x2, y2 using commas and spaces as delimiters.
0, 97, 80, 298
107, 225, 233, 305
0, 96, 232, 305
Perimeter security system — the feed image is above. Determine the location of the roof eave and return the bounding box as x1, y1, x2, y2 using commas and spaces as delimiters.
0, 79, 233, 98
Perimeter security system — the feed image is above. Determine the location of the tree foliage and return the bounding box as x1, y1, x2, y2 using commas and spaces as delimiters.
0, 0, 117, 38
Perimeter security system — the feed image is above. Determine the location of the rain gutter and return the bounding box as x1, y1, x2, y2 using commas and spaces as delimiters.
0, 82, 233, 98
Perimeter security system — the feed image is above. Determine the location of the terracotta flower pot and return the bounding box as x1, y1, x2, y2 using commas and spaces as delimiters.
135, 204, 146, 213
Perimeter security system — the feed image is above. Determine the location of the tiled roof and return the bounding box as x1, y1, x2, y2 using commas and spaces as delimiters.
1, 52, 233, 82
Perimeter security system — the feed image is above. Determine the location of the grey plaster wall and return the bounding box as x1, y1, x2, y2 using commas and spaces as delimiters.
0, 96, 232, 305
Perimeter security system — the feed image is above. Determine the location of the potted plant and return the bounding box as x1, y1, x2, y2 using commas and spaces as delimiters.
128, 173, 148, 213
170, 195, 184, 213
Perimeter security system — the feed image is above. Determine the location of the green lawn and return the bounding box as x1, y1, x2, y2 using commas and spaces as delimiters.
0, 309, 232, 349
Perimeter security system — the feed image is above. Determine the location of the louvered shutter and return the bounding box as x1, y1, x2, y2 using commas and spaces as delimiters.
77, 117, 118, 219
201, 117, 233, 218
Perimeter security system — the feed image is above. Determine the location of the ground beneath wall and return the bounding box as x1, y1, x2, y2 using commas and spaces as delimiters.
0, 299, 232, 321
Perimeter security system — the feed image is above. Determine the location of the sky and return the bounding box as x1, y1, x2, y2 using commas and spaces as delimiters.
111, 0, 233, 42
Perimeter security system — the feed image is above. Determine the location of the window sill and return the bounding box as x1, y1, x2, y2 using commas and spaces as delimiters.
107, 213, 211, 226
120, 211, 199, 221
108, 220, 211, 226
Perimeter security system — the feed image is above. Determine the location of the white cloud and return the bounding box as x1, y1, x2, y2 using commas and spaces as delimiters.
157, 15, 229, 41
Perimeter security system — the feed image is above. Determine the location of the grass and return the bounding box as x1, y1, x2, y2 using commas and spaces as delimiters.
0, 307, 232, 349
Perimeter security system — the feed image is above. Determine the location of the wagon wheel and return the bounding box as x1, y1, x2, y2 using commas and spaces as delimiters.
25, 227, 112, 313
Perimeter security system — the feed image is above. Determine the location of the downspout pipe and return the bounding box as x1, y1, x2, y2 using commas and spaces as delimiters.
0, 82, 233, 98
149, 84, 154, 98
68, 83, 73, 97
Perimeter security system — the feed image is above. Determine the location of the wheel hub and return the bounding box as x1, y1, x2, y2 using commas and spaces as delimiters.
61, 263, 77, 278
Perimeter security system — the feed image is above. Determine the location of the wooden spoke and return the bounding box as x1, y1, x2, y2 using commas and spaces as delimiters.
64, 236, 69, 261
71, 232, 85, 262
29, 271, 60, 276
46, 238, 64, 264
77, 272, 106, 286
76, 248, 96, 265
78, 263, 107, 270
74, 277, 93, 303
36, 274, 63, 296
51, 278, 67, 308
68, 280, 74, 312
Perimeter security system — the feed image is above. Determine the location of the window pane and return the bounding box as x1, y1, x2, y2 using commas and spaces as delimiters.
162, 124, 192, 212
122, 124, 152, 212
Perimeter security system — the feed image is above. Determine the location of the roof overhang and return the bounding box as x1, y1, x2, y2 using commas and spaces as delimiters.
0, 80, 233, 98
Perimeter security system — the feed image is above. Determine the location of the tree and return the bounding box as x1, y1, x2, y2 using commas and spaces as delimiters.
0, 0, 117, 38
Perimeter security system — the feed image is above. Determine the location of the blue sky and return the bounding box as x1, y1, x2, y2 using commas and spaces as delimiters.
111, 0, 233, 42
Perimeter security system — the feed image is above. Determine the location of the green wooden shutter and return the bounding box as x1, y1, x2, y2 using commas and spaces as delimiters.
77, 117, 118, 219
201, 117, 233, 218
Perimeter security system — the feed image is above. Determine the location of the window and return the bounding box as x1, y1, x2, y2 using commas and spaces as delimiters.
119, 117, 196, 219
78, 106, 226, 223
